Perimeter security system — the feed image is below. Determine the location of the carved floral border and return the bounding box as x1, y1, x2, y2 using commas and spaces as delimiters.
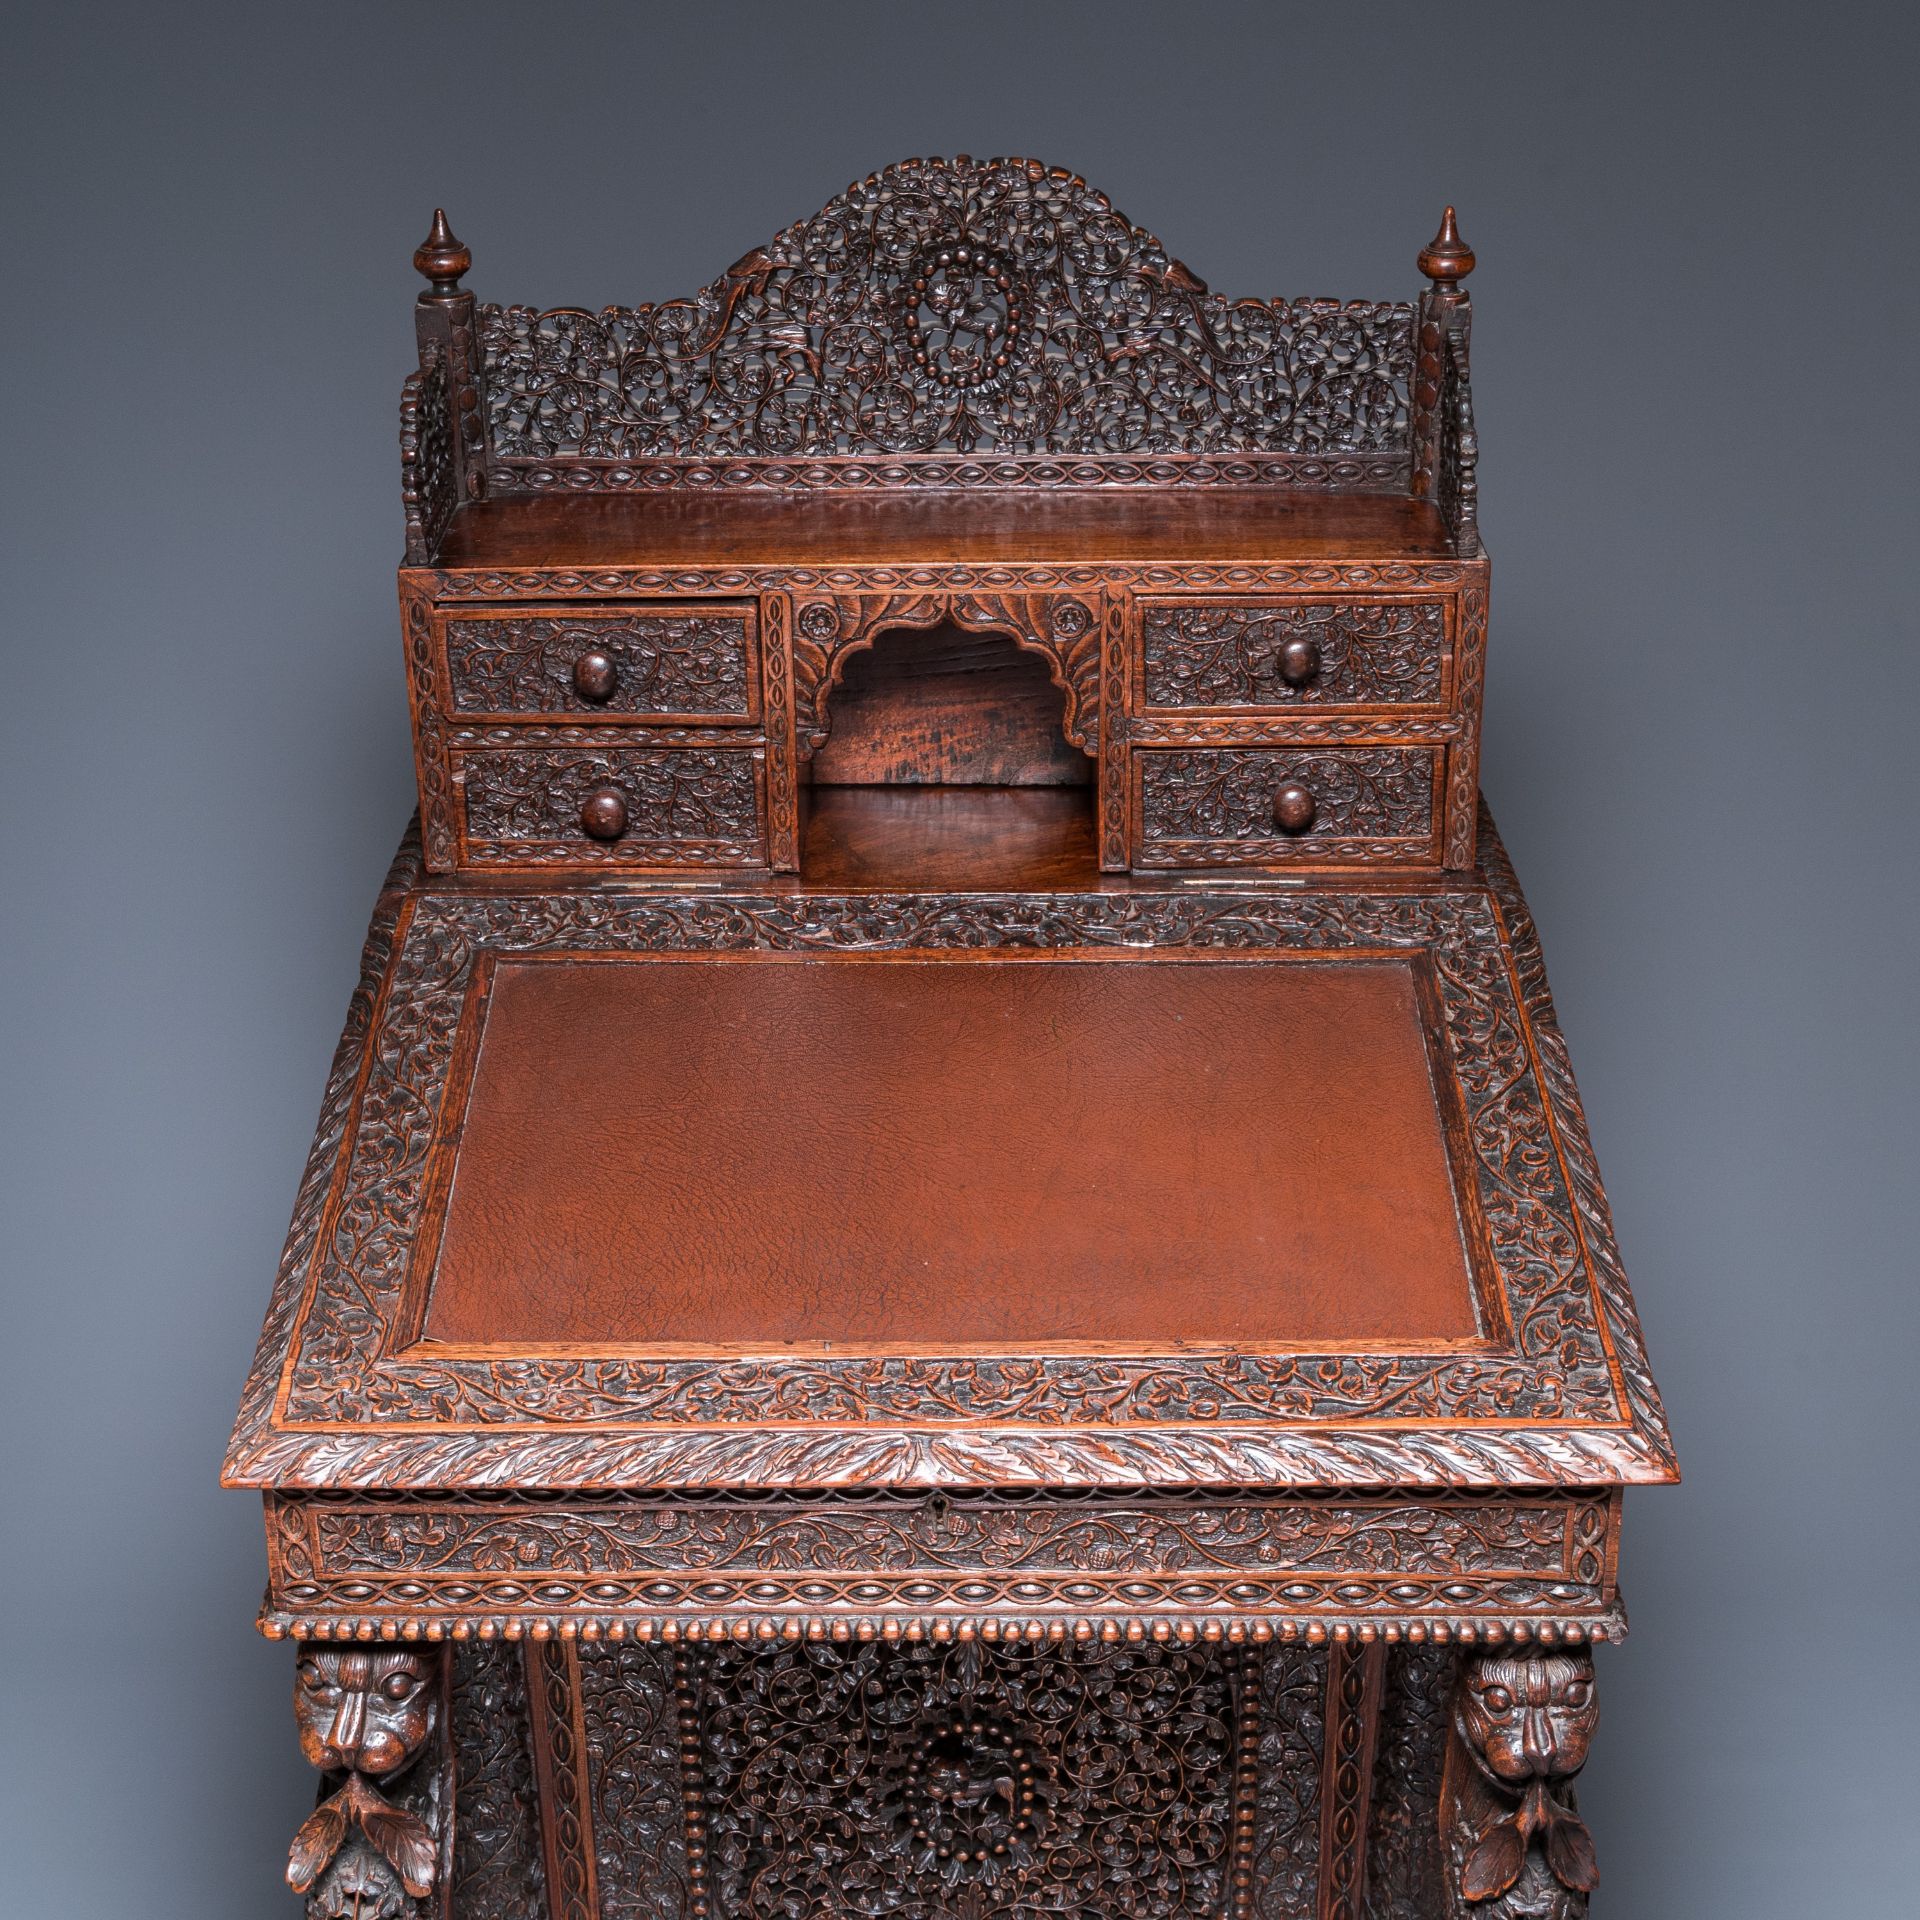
224, 809, 1675, 1491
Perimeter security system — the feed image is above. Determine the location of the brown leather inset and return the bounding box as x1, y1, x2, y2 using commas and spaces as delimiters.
418, 953, 1482, 1353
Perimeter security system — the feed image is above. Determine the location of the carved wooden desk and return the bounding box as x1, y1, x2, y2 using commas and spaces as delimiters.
225, 160, 1675, 1920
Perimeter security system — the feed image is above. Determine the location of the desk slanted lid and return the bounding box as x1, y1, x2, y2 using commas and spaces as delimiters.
224, 812, 1675, 1493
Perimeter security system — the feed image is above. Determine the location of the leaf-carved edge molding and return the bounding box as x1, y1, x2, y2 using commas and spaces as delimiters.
224, 808, 1675, 1492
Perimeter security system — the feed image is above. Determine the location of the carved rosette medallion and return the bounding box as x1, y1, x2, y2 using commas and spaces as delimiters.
896, 1711, 1044, 1879
899, 241, 1026, 392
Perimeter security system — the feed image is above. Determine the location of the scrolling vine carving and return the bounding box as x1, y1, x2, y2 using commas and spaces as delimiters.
448, 1645, 548, 1920
224, 813, 1676, 1492
476, 157, 1414, 485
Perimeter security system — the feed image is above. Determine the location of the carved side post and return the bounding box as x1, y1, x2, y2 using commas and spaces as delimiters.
1440, 1650, 1600, 1920
410, 210, 490, 543
1410, 208, 1477, 556
286, 1644, 451, 1920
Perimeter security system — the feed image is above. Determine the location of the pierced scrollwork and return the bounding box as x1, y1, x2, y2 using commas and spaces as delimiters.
694, 1638, 1244, 1920
477, 157, 1413, 481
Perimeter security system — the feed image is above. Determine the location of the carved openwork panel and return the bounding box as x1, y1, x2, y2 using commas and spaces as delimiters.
1140, 600, 1446, 709
691, 1638, 1244, 1920
457, 745, 765, 865
444, 606, 757, 719
1135, 747, 1439, 864
476, 157, 1413, 485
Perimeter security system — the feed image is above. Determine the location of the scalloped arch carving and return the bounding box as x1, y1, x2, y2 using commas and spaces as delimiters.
792, 590, 1102, 755
477, 156, 1414, 483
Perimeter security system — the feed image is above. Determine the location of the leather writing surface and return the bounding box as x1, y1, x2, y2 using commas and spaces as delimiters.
419, 952, 1482, 1352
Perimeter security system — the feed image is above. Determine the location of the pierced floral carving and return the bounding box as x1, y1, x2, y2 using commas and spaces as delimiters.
399, 355, 456, 567
477, 158, 1413, 481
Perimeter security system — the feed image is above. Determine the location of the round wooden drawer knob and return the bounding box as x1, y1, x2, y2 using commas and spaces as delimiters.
579, 786, 629, 840
1278, 637, 1321, 687
572, 650, 619, 702
1272, 782, 1317, 834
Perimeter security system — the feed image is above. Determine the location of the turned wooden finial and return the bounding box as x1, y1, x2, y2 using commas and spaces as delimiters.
1418, 206, 1475, 287
413, 208, 471, 296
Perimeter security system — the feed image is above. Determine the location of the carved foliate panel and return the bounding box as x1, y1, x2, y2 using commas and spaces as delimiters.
449, 1645, 548, 1920
1135, 747, 1438, 864
575, 1646, 693, 1920
263, 1490, 1618, 1638
1140, 600, 1446, 709
444, 608, 756, 719
1247, 1648, 1329, 1919
477, 157, 1413, 482
457, 745, 765, 865
1363, 1649, 1456, 1920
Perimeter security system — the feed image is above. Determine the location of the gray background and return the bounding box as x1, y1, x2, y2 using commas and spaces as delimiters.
4, 3, 1915, 1913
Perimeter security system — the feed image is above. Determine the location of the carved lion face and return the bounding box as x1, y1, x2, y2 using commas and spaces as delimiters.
1456, 1654, 1597, 1787
295, 1649, 437, 1777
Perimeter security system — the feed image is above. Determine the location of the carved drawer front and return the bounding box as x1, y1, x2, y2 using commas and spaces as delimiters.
1135, 745, 1442, 866
455, 743, 766, 866
441, 601, 759, 721
1139, 596, 1447, 711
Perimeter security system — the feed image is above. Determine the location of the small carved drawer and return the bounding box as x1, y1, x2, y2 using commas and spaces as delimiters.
1138, 596, 1448, 711
1133, 745, 1442, 867
454, 743, 767, 867
440, 601, 760, 722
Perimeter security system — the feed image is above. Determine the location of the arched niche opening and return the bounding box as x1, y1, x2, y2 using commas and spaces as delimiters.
801, 622, 1096, 887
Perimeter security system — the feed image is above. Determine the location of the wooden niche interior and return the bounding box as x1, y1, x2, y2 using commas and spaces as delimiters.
800, 622, 1096, 888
